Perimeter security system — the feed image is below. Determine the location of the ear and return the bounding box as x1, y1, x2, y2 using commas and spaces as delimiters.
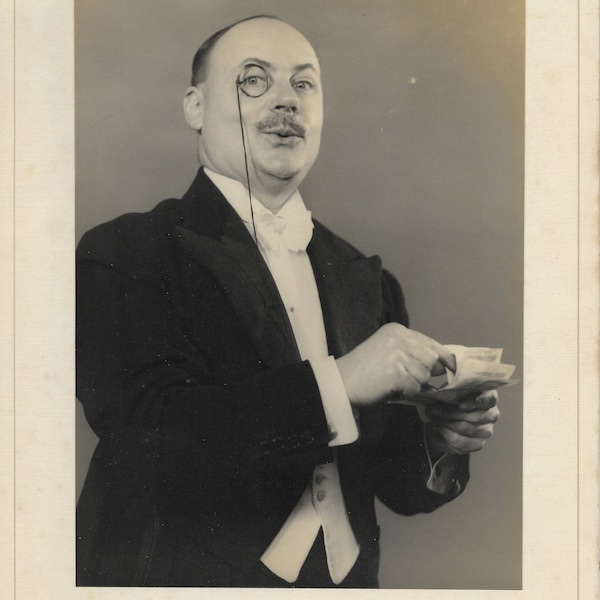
183, 85, 204, 131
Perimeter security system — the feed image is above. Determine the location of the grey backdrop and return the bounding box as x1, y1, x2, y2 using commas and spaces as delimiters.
75, 0, 524, 589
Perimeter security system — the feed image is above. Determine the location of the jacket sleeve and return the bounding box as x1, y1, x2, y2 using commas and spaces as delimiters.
365, 269, 470, 514
77, 225, 333, 513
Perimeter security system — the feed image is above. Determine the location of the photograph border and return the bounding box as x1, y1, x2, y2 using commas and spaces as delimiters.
2, 0, 598, 598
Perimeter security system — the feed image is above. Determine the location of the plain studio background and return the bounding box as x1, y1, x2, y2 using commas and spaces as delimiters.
75, 0, 524, 590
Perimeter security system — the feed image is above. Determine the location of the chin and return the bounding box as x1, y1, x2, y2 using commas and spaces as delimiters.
269, 167, 302, 182
259, 161, 304, 183
263, 157, 316, 183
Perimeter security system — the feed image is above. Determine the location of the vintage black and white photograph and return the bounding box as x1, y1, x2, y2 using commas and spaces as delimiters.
74, 0, 524, 590
5, 0, 598, 598
6, 0, 599, 598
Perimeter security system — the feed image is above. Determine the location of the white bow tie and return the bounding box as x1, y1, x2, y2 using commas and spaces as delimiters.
254, 207, 314, 255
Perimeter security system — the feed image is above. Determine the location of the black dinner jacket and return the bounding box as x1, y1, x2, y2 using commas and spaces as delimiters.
76, 168, 468, 586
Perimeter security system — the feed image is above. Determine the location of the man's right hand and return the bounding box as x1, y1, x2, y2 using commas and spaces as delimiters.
335, 323, 455, 407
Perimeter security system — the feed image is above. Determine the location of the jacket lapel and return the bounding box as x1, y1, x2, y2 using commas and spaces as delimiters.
174, 170, 301, 369
173, 169, 384, 367
308, 224, 384, 357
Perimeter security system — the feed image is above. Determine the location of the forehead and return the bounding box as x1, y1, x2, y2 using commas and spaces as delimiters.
208, 19, 320, 76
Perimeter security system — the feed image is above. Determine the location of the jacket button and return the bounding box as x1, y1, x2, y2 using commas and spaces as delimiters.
315, 474, 325, 484
316, 490, 326, 501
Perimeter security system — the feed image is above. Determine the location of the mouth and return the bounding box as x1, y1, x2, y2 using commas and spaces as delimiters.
263, 128, 303, 139
261, 128, 305, 147
257, 116, 307, 140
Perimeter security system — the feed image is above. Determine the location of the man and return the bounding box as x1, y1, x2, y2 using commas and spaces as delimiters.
76, 15, 499, 588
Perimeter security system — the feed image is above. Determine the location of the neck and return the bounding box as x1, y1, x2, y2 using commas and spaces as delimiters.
203, 165, 299, 214
198, 149, 300, 214
249, 176, 298, 213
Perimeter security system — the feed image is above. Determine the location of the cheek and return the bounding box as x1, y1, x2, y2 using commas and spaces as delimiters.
202, 124, 246, 175
307, 93, 324, 119
206, 92, 242, 131
307, 114, 323, 151
205, 103, 243, 145
304, 124, 321, 155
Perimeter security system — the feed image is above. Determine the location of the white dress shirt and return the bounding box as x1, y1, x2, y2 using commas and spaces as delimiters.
205, 168, 359, 583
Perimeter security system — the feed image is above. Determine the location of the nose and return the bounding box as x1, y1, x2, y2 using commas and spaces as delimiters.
272, 81, 298, 113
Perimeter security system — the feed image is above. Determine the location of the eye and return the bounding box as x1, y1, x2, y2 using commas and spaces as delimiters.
293, 80, 314, 92
237, 64, 270, 97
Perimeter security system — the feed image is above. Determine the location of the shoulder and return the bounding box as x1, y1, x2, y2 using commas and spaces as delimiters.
312, 219, 408, 326
77, 198, 184, 271
79, 198, 182, 246
311, 219, 369, 261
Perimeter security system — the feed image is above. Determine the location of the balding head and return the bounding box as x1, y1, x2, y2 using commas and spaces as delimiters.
183, 17, 323, 210
190, 15, 282, 86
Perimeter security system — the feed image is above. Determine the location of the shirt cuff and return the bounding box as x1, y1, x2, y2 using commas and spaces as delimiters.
310, 356, 359, 446
424, 424, 464, 495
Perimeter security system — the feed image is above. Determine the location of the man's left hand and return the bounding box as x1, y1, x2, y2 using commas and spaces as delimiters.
424, 390, 500, 455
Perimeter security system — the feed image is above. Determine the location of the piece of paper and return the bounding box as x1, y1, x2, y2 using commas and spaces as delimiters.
388, 344, 518, 407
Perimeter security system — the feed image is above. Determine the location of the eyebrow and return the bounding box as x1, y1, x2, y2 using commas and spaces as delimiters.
240, 58, 319, 75
292, 63, 319, 75
241, 57, 273, 69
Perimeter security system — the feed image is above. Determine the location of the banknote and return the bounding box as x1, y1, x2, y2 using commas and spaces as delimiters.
388, 344, 517, 408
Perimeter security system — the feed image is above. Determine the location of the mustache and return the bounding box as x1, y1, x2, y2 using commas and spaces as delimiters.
255, 115, 306, 137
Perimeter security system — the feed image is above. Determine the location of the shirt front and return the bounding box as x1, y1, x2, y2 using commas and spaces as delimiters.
204, 168, 360, 584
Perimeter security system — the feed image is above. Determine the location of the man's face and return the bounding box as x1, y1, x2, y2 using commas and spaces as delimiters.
191, 19, 323, 197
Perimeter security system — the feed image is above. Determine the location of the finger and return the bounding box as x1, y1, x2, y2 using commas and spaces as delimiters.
429, 360, 449, 377
428, 405, 500, 425
388, 328, 439, 373
399, 375, 422, 397
404, 329, 457, 373
455, 392, 498, 412
436, 426, 490, 454
421, 340, 456, 373
393, 360, 423, 397
399, 348, 437, 384
411, 346, 441, 373
436, 419, 495, 440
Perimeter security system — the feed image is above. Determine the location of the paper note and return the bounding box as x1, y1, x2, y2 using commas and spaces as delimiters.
388, 344, 517, 407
